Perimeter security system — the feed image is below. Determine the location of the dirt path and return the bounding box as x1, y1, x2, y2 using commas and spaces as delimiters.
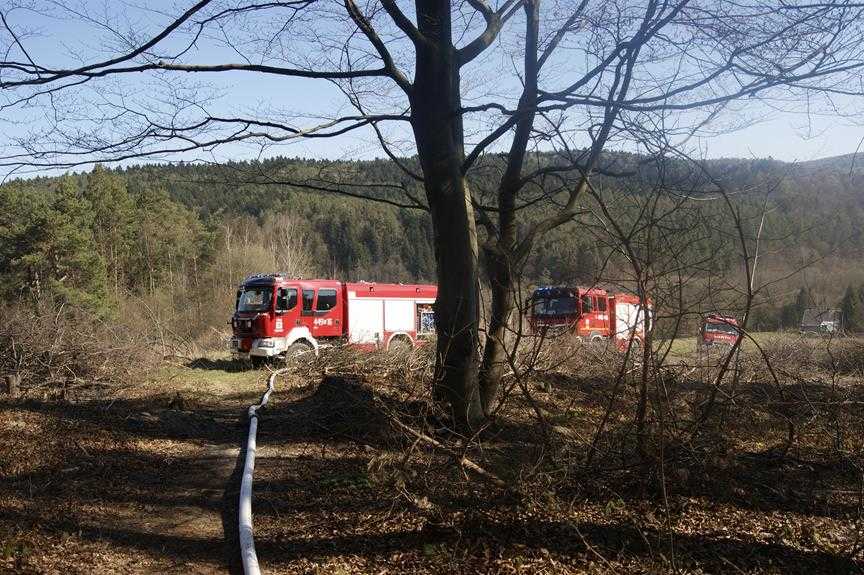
0, 362, 268, 574
92, 442, 245, 575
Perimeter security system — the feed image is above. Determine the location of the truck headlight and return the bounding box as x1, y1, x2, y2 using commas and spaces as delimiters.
258, 339, 275, 348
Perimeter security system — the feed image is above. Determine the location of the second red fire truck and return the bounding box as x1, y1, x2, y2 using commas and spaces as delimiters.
230, 274, 437, 361
528, 286, 650, 349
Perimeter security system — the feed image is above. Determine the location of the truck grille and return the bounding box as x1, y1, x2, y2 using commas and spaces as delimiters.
233, 317, 255, 333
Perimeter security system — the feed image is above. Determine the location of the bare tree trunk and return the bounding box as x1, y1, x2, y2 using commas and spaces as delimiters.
427, 192, 483, 428
479, 246, 515, 413
478, 0, 540, 415
635, 288, 653, 458
411, 0, 483, 428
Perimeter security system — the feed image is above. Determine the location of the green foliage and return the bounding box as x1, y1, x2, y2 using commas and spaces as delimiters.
48, 176, 109, 310
750, 303, 782, 332
0, 169, 211, 317
0, 175, 108, 312
128, 187, 206, 293
779, 287, 813, 329
528, 237, 598, 286
839, 284, 864, 333
83, 165, 136, 291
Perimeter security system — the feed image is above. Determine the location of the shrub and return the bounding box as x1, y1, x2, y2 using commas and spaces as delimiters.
0, 303, 152, 399
819, 338, 864, 375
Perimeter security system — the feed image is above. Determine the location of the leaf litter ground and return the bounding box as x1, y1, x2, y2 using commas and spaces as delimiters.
1, 348, 862, 574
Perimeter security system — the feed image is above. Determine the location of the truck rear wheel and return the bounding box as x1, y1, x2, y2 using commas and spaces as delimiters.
388, 335, 413, 353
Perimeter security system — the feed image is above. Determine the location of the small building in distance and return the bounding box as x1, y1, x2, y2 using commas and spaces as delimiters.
800, 308, 843, 335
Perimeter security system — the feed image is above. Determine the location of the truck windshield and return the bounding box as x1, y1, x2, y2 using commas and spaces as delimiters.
705, 322, 738, 334
533, 296, 578, 316
237, 287, 273, 312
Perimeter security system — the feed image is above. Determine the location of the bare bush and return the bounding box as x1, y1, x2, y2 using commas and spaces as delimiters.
756, 334, 820, 373
528, 338, 627, 382
753, 334, 864, 376
0, 304, 152, 399
820, 338, 864, 375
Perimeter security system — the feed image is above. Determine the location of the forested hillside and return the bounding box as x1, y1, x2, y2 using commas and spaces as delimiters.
2, 153, 864, 338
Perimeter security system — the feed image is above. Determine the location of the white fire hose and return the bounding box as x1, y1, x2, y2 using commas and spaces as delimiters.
239, 366, 287, 575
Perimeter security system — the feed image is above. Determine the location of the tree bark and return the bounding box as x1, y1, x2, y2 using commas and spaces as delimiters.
635, 289, 652, 459
479, 244, 515, 413
426, 176, 484, 428
478, 0, 540, 415
4, 374, 20, 398
411, 0, 484, 429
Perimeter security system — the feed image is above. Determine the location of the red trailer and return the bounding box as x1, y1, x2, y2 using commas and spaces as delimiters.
230, 274, 437, 361
528, 286, 650, 349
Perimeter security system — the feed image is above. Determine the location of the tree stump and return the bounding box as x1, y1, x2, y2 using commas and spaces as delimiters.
4, 374, 20, 398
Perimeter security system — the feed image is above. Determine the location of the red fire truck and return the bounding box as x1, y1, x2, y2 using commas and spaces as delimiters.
528, 286, 650, 349
698, 314, 740, 347
230, 274, 437, 361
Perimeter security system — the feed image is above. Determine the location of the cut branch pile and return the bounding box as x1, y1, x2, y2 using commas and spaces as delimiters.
0, 304, 151, 399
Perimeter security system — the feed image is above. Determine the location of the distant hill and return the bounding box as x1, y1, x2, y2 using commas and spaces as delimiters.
797, 153, 864, 174
3, 151, 864, 330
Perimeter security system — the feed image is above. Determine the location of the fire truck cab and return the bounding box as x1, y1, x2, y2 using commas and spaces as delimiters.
528, 286, 649, 348
230, 274, 437, 361
699, 314, 740, 347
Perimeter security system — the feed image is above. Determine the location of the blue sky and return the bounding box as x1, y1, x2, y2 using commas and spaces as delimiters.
2, 0, 863, 177
702, 111, 863, 162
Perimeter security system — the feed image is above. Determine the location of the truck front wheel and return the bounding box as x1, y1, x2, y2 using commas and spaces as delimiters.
284, 341, 314, 362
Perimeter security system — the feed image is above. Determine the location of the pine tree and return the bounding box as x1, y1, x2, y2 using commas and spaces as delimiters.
45, 176, 109, 311
83, 165, 135, 293
0, 182, 48, 299
0, 176, 109, 311
794, 287, 812, 316
574, 244, 597, 284
840, 285, 864, 333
